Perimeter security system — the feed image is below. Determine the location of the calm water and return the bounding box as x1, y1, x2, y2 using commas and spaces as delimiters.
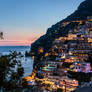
0, 46, 33, 77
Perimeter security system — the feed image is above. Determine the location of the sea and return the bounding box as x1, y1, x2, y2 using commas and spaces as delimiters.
0, 46, 33, 77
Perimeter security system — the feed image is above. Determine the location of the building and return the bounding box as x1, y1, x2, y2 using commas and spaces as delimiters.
73, 62, 91, 73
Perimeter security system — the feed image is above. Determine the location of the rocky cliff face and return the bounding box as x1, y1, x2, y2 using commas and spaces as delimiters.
31, 0, 92, 56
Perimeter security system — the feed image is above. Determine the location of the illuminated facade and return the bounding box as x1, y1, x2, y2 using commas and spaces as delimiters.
73, 62, 91, 72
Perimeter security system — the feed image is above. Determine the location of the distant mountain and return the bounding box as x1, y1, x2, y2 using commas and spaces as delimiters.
31, 0, 92, 56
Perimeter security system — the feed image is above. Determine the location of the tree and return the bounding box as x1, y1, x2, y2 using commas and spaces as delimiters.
22, 79, 30, 89
85, 54, 92, 67
0, 32, 3, 39
62, 62, 73, 68
0, 51, 24, 92
57, 88, 63, 92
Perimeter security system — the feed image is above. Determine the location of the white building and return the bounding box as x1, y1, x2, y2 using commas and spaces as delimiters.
73, 62, 91, 73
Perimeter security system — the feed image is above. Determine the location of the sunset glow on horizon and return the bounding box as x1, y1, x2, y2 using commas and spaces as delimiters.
0, 40, 31, 46
0, 32, 44, 46
0, 0, 84, 46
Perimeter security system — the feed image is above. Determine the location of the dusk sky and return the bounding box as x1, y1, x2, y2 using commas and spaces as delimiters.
0, 0, 84, 46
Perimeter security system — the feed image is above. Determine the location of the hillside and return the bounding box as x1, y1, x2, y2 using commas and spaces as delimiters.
31, 0, 92, 56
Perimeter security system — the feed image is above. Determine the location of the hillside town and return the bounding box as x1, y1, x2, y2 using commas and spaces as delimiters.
25, 16, 92, 92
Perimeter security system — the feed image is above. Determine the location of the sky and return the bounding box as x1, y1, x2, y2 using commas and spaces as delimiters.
0, 0, 85, 46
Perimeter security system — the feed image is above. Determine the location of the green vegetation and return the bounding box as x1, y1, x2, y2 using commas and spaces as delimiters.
62, 62, 73, 68
31, 0, 92, 54
85, 53, 92, 67
0, 51, 24, 92
31, 22, 78, 70
57, 88, 63, 92
68, 71, 92, 85
64, 0, 92, 21
31, 0, 92, 70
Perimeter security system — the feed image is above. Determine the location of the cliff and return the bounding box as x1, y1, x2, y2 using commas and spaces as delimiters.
31, 0, 92, 56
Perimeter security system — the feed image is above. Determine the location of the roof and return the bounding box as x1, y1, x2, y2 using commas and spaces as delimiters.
72, 87, 92, 92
